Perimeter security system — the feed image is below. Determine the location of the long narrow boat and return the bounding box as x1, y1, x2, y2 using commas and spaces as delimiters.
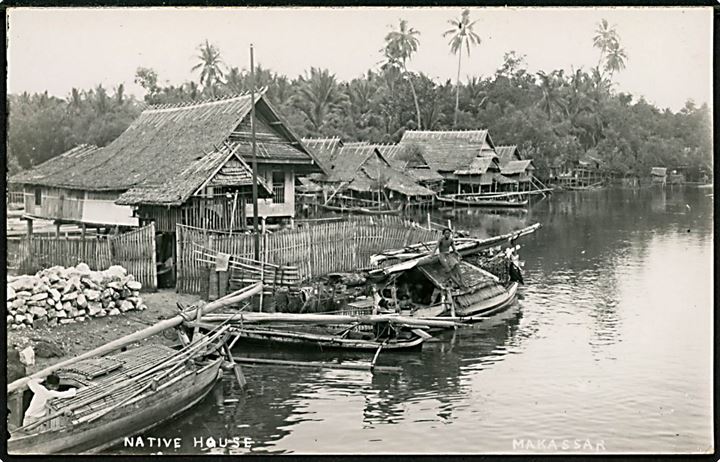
320, 203, 403, 216
7, 342, 223, 454
6, 284, 262, 455
437, 195, 529, 208
217, 324, 427, 351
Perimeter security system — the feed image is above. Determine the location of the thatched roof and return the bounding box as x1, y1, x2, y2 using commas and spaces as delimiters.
318, 143, 434, 197
651, 167, 667, 176
10, 144, 102, 189
495, 145, 522, 165
579, 152, 602, 169
454, 154, 500, 176
406, 168, 444, 183
116, 144, 271, 206
493, 173, 518, 185
11, 92, 322, 206
296, 176, 324, 193
500, 160, 535, 175
397, 130, 497, 173
301, 137, 343, 171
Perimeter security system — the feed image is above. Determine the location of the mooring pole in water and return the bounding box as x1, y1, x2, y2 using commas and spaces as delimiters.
250, 44, 260, 261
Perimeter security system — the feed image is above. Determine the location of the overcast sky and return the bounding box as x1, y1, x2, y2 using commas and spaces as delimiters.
6, 7, 713, 112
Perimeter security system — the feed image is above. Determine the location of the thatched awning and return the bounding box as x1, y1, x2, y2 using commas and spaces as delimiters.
454, 155, 499, 176
493, 173, 518, 185
501, 160, 535, 175
116, 147, 271, 206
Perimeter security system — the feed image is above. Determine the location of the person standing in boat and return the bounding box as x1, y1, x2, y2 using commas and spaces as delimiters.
22, 374, 77, 427
435, 228, 465, 288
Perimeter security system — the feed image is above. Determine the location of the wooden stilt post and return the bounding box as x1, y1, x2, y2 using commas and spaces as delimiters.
55, 222, 61, 238
26, 218, 33, 243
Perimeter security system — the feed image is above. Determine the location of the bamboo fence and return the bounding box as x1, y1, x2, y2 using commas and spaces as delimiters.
14, 223, 157, 289
176, 216, 439, 294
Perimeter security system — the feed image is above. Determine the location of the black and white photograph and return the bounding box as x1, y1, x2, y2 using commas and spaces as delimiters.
4, 5, 714, 456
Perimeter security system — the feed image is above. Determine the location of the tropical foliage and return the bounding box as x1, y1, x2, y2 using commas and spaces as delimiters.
8, 26, 712, 181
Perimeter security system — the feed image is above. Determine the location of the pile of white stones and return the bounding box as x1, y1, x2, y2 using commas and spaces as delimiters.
7, 263, 147, 329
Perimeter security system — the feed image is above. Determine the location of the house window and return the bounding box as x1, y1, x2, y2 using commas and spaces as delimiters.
34, 188, 42, 206
272, 172, 285, 204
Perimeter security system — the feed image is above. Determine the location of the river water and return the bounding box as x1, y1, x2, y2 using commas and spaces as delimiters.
115, 186, 713, 455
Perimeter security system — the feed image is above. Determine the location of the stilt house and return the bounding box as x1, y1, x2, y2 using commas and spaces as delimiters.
312, 142, 434, 207
11, 92, 325, 280
375, 143, 444, 194
11, 91, 324, 231
393, 130, 503, 195
650, 167, 668, 185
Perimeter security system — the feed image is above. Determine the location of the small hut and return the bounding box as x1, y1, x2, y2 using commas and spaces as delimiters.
501, 160, 536, 192
650, 167, 668, 185
555, 153, 604, 188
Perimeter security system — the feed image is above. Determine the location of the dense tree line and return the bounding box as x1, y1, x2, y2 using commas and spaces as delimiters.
7, 13, 711, 180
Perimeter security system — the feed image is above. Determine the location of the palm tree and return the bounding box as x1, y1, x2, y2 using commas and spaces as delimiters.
192, 40, 226, 97
443, 9, 482, 127
536, 70, 566, 120
224, 67, 244, 94
383, 19, 422, 129
604, 40, 628, 79
294, 67, 347, 133
592, 19, 626, 80
67, 87, 83, 113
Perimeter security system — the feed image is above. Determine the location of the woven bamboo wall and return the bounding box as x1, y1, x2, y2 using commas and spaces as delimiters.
176, 216, 439, 294
14, 223, 157, 290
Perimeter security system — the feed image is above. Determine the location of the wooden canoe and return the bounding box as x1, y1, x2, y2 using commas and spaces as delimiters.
436, 195, 529, 208
197, 323, 427, 352
320, 203, 403, 216
7, 343, 223, 455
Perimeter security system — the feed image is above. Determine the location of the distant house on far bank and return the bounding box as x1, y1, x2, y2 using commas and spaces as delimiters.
650, 167, 668, 185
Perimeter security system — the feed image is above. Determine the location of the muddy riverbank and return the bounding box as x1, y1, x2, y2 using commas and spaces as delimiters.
7, 290, 202, 375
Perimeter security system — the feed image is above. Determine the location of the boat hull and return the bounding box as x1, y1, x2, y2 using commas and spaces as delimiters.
455, 282, 519, 318
320, 204, 402, 215
227, 326, 425, 351
437, 196, 529, 208
8, 359, 223, 455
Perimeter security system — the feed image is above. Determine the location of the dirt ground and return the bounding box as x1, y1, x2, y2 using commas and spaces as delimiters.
7, 290, 203, 374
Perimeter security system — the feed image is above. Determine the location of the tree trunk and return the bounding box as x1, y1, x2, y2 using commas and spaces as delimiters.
454, 51, 462, 128
407, 76, 422, 130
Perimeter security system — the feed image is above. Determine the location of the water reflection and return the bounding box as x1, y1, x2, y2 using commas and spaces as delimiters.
110, 186, 712, 454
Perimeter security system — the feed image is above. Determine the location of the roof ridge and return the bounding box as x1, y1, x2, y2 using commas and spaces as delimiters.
144, 88, 267, 113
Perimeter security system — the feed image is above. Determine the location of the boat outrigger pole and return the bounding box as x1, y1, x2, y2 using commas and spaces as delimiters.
250, 44, 260, 261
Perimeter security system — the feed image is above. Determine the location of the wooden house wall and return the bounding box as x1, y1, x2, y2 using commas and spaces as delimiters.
138, 195, 249, 233
244, 167, 295, 219
23, 187, 138, 226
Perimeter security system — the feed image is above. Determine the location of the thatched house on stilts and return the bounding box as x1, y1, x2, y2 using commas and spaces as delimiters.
11, 91, 325, 285
391, 130, 504, 195
374, 143, 444, 194
305, 142, 434, 213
